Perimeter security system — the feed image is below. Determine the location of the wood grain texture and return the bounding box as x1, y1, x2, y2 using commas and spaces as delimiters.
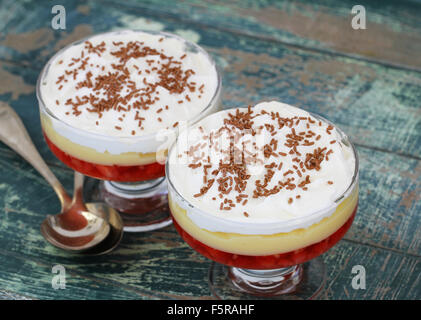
0, 0, 419, 300
0, 248, 153, 300
320, 241, 420, 300
350, 148, 420, 256
99, 0, 421, 71
1, 139, 419, 256
0, 143, 419, 299
0, 289, 33, 300
0, 1, 420, 158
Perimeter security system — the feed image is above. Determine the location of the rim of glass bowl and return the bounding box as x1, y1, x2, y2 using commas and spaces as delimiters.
36, 29, 222, 142
165, 107, 359, 233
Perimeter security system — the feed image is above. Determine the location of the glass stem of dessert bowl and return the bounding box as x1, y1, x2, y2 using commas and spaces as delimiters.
104, 178, 165, 198
209, 258, 326, 299
99, 177, 170, 232
224, 265, 305, 295
36, 29, 221, 232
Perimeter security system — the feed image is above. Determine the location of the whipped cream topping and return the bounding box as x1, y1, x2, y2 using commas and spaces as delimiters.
168, 101, 356, 234
38, 30, 219, 153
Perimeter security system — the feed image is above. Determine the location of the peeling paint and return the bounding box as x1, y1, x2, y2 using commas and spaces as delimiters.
116, 16, 165, 31
0, 0, 419, 300
236, 3, 421, 69
0, 28, 53, 53
0, 65, 33, 99
76, 5, 90, 16
174, 29, 200, 43
53, 24, 93, 51
399, 189, 420, 211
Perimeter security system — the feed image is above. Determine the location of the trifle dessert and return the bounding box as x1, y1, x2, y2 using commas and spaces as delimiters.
37, 30, 221, 231
166, 101, 358, 298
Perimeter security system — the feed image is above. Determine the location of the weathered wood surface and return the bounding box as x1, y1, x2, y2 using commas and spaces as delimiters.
0, 0, 419, 299
118, 0, 421, 71
1, 1, 420, 159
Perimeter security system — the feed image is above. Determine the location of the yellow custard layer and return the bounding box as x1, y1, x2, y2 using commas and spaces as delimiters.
169, 186, 358, 256
41, 115, 158, 166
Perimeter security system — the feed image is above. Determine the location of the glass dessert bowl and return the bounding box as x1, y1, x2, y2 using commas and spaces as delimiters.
166, 101, 359, 299
37, 29, 221, 232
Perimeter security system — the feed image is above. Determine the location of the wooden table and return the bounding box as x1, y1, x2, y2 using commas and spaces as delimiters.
0, 0, 419, 300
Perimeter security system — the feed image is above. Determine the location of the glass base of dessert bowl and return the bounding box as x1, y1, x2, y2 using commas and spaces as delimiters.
209, 257, 326, 300
83, 176, 171, 232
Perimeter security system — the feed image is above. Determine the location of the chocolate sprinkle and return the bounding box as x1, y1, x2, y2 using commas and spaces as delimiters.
55, 37, 205, 133
183, 106, 337, 208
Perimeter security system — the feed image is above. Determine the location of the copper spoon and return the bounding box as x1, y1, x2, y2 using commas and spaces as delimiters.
0, 103, 123, 254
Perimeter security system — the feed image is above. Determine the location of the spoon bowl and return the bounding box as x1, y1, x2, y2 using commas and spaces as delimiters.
41, 202, 123, 255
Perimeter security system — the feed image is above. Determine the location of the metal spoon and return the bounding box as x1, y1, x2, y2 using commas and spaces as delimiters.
0, 103, 123, 254
41, 171, 111, 249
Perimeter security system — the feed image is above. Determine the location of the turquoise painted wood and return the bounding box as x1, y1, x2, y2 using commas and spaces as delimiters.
0, 0, 419, 299
116, 0, 421, 71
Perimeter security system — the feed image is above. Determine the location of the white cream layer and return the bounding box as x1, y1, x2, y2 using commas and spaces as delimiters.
168, 101, 356, 234
39, 30, 219, 154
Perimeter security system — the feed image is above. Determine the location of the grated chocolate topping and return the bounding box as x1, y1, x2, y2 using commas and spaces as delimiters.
53, 36, 206, 135
183, 106, 337, 210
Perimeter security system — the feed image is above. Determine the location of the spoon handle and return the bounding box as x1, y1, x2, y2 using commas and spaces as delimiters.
0, 103, 71, 208
70, 171, 87, 211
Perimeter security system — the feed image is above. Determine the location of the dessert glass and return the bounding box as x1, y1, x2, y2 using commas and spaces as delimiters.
166, 109, 359, 299
36, 30, 221, 232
